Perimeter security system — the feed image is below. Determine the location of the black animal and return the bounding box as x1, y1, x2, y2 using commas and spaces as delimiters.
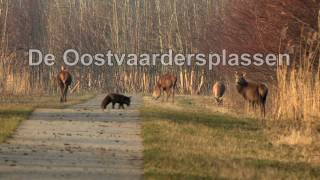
101, 93, 131, 110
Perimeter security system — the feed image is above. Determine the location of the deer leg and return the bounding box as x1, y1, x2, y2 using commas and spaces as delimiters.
248, 101, 253, 111
252, 102, 256, 112
250, 101, 256, 114
259, 103, 266, 125
64, 90, 67, 102
172, 87, 175, 103
262, 103, 266, 117
66, 85, 69, 102
162, 88, 166, 102
63, 85, 68, 102
60, 86, 64, 103
62, 89, 65, 102
215, 97, 219, 105
166, 90, 171, 102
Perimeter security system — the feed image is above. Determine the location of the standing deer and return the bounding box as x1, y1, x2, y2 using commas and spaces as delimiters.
152, 73, 177, 103
57, 66, 72, 103
235, 72, 268, 117
213, 82, 226, 105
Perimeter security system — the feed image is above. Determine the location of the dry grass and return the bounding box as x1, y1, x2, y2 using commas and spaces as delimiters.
0, 93, 95, 143
275, 130, 313, 146
141, 96, 320, 179
271, 31, 320, 145
275, 62, 320, 128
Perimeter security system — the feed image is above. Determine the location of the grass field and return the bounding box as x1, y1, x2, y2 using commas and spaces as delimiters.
141, 96, 320, 179
0, 93, 95, 143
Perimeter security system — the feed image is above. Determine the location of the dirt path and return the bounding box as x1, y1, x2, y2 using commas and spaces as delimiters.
0, 95, 143, 180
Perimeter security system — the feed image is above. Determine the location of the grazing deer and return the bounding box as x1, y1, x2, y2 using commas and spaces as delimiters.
235, 72, 268, 117
152, 73, 177, 103
57, 66, 72, 103
213, 82, 226, 105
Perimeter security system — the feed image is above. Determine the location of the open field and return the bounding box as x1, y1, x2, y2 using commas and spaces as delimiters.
0, 93, 95, 143
141, 96, 320, 179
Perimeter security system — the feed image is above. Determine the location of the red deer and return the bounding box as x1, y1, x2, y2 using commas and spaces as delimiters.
57, 66, 72, 103
101, 93, 131, 110
152, 74, 177, 103
235, 72, 268, 117
213, 82, 226, 105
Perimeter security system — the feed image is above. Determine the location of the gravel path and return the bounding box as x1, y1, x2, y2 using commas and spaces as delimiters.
0, 95, 143, 180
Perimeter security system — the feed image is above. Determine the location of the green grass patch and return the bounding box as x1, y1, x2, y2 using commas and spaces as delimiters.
141, 96, 320, 179
0, 105, 33, 143
0, 93, 95, 143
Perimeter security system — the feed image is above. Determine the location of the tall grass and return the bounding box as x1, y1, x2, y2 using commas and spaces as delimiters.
273, 31, 320, 141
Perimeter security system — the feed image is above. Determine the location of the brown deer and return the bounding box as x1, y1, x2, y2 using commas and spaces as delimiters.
152, 73, 177, 103
57, 66, 72, 103
213, 82, 226, 105
235, 72, 268, 117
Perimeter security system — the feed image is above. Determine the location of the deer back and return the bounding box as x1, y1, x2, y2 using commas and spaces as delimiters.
213, 82, 225, 98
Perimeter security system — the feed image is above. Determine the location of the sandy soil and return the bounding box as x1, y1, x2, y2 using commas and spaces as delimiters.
0, 95, 143, 180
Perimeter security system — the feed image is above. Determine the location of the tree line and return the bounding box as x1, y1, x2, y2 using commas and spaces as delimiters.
0, 0, 319, 95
